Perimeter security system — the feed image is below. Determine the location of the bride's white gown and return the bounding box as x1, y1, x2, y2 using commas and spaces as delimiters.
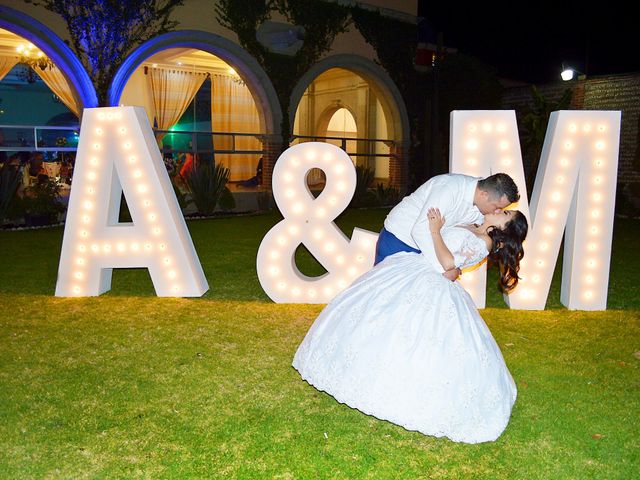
292, 227, 517, 444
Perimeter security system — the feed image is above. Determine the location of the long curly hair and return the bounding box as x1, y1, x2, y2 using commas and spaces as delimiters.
487, 211, 528, 293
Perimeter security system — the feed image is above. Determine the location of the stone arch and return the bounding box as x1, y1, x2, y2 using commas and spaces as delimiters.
0, 5, 98, 110
109, 30, 282, 136
316, 103, 358, 138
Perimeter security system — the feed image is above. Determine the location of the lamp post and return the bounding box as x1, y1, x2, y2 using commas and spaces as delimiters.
561, 63, 586, 81
561, 63, 587, 110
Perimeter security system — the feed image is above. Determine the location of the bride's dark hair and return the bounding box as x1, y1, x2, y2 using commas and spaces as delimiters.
487, 211, 528, 293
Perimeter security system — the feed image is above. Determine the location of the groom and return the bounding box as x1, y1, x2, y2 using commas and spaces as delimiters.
375, 173, 519, 279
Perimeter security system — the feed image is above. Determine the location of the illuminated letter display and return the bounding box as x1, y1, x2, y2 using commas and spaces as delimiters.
450, 110, 621, 310
256, 142, 378, 303
55, 107, 209, 297
449, 111, 526, 308
54, 106, 620, 309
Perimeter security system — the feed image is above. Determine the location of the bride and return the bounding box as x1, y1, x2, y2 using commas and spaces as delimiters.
292, 208, 528, 443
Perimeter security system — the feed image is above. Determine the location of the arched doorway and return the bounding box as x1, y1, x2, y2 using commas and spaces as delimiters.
324, 107, 358, 151
111, 31, 282, 196
0, 6, 97, 110
0, 12, 95, 202
119, 48, 264, 185
291, 56, 409, 192
0, 28, 82, 125
304, 106, 359, 187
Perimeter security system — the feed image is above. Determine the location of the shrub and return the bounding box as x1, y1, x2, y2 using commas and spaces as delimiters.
184, 161, 230, 216
373, 182, 399, 207
350, 165, 376, 207
21, 178, 66, 225
171, 178, 193, 213
218, 186, 236, 212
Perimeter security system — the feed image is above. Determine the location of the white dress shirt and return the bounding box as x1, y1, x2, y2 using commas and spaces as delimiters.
383, 174, 484, 265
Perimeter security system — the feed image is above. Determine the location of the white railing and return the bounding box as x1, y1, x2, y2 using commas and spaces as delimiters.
0, 124, 80, 152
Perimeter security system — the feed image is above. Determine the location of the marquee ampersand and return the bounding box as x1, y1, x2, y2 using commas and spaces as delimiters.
256, 142, 378, 303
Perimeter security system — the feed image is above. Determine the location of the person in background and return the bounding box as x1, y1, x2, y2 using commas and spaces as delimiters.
36, 165, 49, 185
59, 161, 70, 185
180, 152, 195, 179
28, 153, 44, 178
238, 157, 263, 188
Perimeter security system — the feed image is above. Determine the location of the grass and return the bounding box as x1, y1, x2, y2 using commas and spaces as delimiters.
0, 210, 639, 479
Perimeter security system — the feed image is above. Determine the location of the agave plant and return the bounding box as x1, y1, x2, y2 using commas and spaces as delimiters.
184, 160, 230, 216
0, 163, 22, 225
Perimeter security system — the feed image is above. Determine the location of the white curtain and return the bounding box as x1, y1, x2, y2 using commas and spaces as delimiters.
147, 67, 208, 134
33, 65, 81, 118
210, 74, 262, 181
0, 56, 18, 82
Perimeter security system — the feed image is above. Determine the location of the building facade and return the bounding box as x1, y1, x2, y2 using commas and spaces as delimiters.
0, 1, 416, 196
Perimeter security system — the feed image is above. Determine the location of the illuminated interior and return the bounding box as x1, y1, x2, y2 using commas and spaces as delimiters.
120, 48, 264, 184
293, 68, 391, 185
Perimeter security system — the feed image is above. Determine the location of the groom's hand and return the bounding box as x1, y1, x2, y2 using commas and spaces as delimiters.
442, 268, 461, 282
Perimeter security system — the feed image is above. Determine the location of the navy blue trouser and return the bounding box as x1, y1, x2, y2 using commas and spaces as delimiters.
374, 227, 421, 265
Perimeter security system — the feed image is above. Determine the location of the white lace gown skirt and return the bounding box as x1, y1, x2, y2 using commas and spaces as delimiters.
292, 252, 517, 444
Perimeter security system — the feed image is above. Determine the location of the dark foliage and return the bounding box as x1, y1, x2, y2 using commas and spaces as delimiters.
25, 0, 185, 105
0, 163, 22, 224
520, 86, 572, 194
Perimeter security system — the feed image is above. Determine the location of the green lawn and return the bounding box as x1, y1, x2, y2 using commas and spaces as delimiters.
1, 210, 639, 479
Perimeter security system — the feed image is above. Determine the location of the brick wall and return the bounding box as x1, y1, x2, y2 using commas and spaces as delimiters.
502, 73, 640, 185
261, 134, 284, 190
389, 143, 409, 195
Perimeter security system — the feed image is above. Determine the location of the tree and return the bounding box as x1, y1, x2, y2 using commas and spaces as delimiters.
520, 85, 572, 194
215, 0, 351, 141
25, 0, 184, 106
425, 53, 503, 179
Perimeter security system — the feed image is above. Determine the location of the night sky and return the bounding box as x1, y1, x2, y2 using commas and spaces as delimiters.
418, 1, 639, 84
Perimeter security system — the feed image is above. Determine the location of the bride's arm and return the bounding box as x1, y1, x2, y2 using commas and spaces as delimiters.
427, 208, 456, 271
442, 267, 461, 281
